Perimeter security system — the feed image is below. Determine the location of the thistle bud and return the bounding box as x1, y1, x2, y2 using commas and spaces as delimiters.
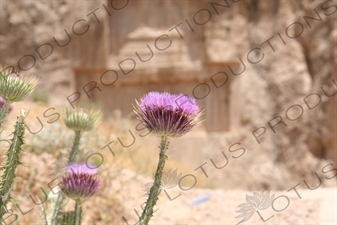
0, 71, 38, 102
63, 108, 102, 132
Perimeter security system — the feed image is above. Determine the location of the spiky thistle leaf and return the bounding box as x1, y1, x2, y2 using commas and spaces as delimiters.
0, 110, 27, 218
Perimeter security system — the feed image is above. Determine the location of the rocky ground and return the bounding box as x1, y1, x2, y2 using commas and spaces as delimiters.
110, 169, 337, 225
5, 152, 335, 225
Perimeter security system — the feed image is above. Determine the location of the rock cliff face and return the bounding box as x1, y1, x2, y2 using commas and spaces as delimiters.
1, 0, 336, 189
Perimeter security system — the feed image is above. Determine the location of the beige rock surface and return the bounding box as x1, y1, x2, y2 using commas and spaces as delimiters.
101, 168, 337, 225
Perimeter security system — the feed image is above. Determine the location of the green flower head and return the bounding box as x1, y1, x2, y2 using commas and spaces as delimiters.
0, 69, 38, 102
64, 108, 103, 132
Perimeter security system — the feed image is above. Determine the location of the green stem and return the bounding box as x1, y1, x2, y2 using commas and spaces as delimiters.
0, 110, 25, 219
0, 100, 10, 129
50, 190, 64, 225
50, 130, 82, 225
68, 131, 81, 163
139, 136, 169, 225
49, 191, 65, 225
73, 200, 82, 225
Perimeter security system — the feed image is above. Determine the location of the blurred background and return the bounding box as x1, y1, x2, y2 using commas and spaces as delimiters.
0, 0, 336, 224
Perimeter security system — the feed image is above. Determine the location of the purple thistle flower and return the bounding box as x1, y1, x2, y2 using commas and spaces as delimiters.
134, 91, 202, 138
60, 163, 99, 201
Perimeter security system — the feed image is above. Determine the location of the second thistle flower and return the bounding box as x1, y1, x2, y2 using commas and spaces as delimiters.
60, 163, 100, 201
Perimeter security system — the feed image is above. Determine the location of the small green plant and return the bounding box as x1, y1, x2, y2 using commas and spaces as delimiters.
0, 68, 38, 127
0, 110, 26, 218
0, 67, 38, 223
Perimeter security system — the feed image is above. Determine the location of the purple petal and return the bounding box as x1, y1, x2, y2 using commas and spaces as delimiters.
61, 173, 100, 200
66, 162, 97, 175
